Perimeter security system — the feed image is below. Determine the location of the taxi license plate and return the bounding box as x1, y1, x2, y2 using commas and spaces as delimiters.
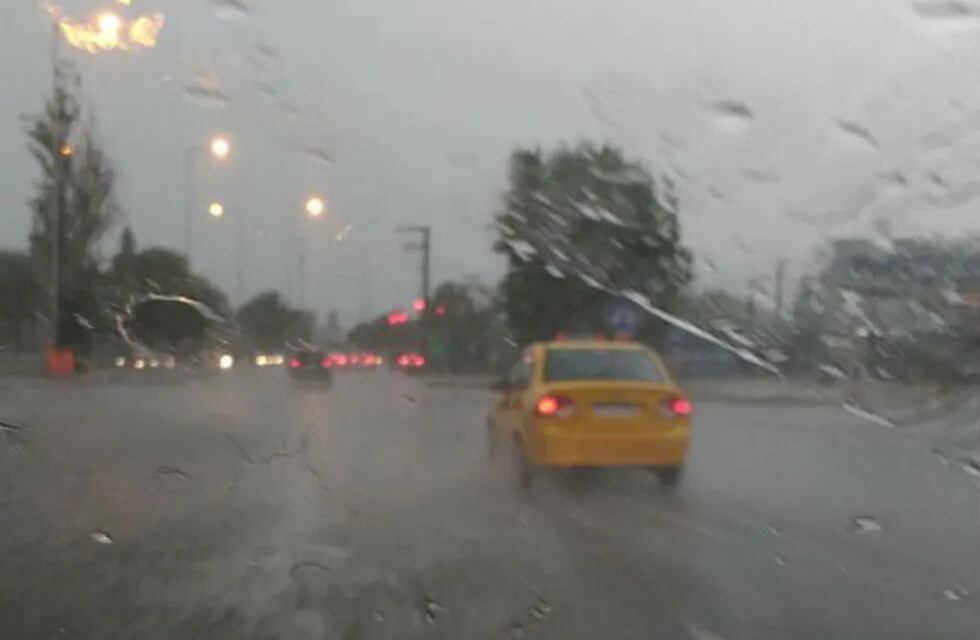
593, 404, 639, 417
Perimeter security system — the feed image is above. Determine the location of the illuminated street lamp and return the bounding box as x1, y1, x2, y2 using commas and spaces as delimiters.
208, 202, 224, 217
210, 136, 231, 160
305, 195, 325, 219
184, 134, 232, 265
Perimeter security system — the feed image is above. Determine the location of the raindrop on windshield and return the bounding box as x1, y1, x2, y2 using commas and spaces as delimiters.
255, 43, 277, 60
182, 72, 229, 108
851, 515, 883, 534
942, 585, 969, 601
545, 264, 565, 279
213, 0, 250, 20
278, 100, 302, 117
304, 147, 332, 166
961, 459, 980, 479
89, 531, 115, 545
743, 169, 780, 184
255, 80, 280, 98
837, 119, 879, 150
912, 0, 980, 20
708, 100, 754, 129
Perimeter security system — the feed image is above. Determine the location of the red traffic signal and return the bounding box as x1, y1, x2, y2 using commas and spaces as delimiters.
387, 310, 409, 326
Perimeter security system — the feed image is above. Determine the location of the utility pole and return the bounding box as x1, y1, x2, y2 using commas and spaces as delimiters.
236, 208, 245, 303
50, 21, 65, 354
397, 225, 432, 360
396, 225, 431, 305
775, 258, 787, 318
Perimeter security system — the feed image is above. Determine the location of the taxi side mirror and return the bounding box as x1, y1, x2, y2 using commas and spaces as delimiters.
490, 379, 510, 392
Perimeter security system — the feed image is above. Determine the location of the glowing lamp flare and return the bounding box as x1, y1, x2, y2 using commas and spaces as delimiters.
210, 136, 231, 159
208, 202, 224, 217
57, 10, 165, 53
305, 196, 325, 218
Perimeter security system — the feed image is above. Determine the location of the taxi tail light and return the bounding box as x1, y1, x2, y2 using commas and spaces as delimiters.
659, 396, 692, 418
534, 395, 575, 418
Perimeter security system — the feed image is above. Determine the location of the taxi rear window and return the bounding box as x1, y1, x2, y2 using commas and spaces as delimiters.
296, 351, 325, 364
544, 348, 664, 382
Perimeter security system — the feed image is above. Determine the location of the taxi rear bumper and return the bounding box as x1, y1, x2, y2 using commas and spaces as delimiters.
527, 426, 689, 467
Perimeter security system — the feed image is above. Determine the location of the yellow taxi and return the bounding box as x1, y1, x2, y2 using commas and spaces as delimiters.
487, 339, 691, 489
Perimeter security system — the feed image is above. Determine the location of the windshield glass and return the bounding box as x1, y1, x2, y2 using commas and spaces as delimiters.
545, 348, 664, 383
2, 2, 979, 638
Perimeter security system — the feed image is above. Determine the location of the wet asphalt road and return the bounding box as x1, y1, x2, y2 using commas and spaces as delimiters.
0, 370, 978, 639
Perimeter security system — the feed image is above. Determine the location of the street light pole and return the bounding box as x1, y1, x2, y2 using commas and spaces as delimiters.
50, 21, 61, 353
397, 225, 432, 305
182, 145, 199, 265
182, 136, 230, 267
236, 207, 245, 303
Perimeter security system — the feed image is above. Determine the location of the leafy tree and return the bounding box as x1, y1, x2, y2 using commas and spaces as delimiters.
236, 291, 312, 349
494, 142, 692, 345
113, 226, 137, 272
24, 71, 121, 348
429, 281, 505, 372
347, 314, 418, 353
107, 246, 230, 317
25, 79, 120, 291
0, 251, 39, 350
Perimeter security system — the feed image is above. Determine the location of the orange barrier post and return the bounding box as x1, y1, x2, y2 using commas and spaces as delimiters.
45, 347, 75, 377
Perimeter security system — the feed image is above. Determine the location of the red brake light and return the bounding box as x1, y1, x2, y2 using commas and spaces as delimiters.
335, 355, 348, 366
412, 354, 426, 367
289, 357, 301, 369
534, 395, 575, 417
321, 357, 333, 368
660, 396, 692, 418
397, 354, 409, 367
351, 354, 361, 364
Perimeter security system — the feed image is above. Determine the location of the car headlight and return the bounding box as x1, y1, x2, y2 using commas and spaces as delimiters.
255, 354, 267, 366
114, 356, 126, 368
133, 358, 146, 370
218, 354, 234, 370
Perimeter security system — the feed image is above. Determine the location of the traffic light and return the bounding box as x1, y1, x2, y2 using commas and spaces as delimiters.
387, 310, 409, 326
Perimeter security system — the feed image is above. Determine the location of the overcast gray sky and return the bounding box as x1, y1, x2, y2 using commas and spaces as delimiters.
4, 0, 980, 323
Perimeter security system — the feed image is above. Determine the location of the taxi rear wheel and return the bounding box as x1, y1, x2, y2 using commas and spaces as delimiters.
486, 419, 501, 461
512, 439, 533, 491
652, 465, 684, 488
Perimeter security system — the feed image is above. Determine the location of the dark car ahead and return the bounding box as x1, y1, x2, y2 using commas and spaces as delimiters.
288, 350, 333, 384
